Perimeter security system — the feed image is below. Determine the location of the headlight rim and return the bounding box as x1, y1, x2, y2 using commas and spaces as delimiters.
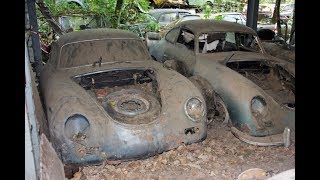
184, 96, 206, 122
64, 114, 90, 140
250, 95, 268, 117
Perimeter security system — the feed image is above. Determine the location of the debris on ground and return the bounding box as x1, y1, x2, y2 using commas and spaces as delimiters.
73, 121, 295, 179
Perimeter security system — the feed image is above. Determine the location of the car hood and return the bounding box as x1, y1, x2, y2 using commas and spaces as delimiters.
42, 60, 205, 123
196, 51, 295, 76
196, 51, 270, 63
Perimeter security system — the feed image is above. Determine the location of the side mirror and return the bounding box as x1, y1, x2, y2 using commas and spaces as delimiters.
145, 32, 161, 40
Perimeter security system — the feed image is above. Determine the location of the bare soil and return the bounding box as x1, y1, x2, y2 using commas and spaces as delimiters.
71, 120, 295, 180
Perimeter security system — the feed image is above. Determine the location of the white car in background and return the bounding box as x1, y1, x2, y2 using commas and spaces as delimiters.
200, 12, 247, 25
187, 0, 215, 7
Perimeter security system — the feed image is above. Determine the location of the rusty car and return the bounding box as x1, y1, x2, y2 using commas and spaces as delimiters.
148, 20, 295, 146
39, 28, 208, 165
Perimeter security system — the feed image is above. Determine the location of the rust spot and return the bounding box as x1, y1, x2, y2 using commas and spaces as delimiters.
95, 89, 108, 98
240, 123, 251, 133
141, 134, 154, 142
76, 147, 86, 157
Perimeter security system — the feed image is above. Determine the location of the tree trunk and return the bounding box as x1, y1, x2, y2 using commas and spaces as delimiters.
271, 0, 281, 26
275, 0, 282, 36
114, 0, 124, 28
289, 7, 295, 42
36, 0, 65, 35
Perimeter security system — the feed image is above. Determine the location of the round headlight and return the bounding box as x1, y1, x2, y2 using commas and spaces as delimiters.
185, 97, 205, 122
64, 114, 90, 140
251, 96, 267, 117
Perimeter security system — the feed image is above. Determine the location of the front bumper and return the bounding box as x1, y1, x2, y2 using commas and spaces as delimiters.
231, 126, 291, 147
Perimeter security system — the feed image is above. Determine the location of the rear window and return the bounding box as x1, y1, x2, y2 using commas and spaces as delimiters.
59, 39, 149, 68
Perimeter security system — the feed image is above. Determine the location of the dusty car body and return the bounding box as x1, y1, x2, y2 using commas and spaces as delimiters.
39, 29, 207, 165
148, 20, 295, 146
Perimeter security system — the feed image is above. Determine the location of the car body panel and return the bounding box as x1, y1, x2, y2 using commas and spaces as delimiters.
40, 29, 207, 165
149, 20, 295, 139
149, 8, 193, 27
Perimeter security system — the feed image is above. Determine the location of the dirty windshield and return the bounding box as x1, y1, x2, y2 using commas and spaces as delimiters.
59, 39, 150, 68
198, 32, 261, 53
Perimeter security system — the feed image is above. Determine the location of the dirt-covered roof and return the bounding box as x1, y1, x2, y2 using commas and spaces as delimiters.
54, 28, 140, 48
173, 19, 257, 35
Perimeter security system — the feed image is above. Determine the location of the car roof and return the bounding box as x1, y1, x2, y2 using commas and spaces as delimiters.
54, 28, 140, 47
173, 19, 256, 35
149, 8, 191, 14
211, 12, 243, 16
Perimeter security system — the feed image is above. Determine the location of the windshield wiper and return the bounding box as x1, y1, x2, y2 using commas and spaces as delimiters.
224, 52, 235, 64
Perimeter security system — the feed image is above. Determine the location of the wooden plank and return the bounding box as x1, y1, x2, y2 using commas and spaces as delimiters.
40, 134, 66, 180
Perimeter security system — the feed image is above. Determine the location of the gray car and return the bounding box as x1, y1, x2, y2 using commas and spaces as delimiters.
148, 20, 295, 146
39, 28, 207, 165
149, 8, 193, 27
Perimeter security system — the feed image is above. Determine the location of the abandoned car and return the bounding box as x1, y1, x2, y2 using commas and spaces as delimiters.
148, 20, 295, 146
39, 29, 208, 165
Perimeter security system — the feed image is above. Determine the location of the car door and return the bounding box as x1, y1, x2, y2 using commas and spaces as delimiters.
163, 27, 196, 75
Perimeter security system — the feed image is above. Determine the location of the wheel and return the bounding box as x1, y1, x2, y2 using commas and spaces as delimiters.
188, 76, 216, 123
103, 89, 161, 125
214, 94, 230, 125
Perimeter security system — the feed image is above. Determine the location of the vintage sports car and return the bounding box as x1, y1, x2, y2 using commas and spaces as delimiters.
39, 29, 207, 165
148, 20, 294, 146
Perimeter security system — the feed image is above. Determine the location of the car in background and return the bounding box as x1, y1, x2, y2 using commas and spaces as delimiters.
148, 20, 295, 146
148, 8, 193, 27
243, 3, 274, 22
280, 3, 294, 18
118, 13, 160, 39
149, 0, 187, 8
39, 28, 208, 165
206, 12, 247, 25
159, 14, 201, 35
186, 0, 215, 7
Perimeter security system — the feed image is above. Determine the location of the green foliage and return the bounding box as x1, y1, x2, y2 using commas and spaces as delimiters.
202, 4, 213, 19
201, 0, 246, 18
214, 15, 223, 21
37, 0, 155, 42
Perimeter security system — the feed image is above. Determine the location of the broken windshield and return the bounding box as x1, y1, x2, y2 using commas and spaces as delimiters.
198, 32, 262, 53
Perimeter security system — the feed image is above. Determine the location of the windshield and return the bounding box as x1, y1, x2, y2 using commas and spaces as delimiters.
59, 39, 149, 68
197, 32, 262, 53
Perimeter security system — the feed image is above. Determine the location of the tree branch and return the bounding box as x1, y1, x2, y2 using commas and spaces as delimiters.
36, 0, 65, 35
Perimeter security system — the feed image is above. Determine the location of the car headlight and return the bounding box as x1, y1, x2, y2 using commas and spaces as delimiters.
251, 96, 267, 117
184, 97, 205, 122
64, 114, 90, 140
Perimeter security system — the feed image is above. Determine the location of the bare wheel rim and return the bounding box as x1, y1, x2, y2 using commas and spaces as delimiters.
214, 95, 230, 124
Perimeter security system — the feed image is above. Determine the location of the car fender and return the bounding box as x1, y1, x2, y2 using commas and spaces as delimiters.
193, 59, 294, 136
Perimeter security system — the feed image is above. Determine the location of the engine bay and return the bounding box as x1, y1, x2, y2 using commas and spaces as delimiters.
226, 60, 295, 109
73, 68, 162, 124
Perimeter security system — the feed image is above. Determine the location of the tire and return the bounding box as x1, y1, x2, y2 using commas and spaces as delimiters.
214, 94, 230, 125
103, 89, 161, 125
188, 76, 216, 122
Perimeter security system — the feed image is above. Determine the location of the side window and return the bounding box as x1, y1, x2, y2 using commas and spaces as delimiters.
176, 29, 195, 50
178, 12, 190, 18
159, 13, 178, 24
165, 28, 180, 43
199, 32, 233, 53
